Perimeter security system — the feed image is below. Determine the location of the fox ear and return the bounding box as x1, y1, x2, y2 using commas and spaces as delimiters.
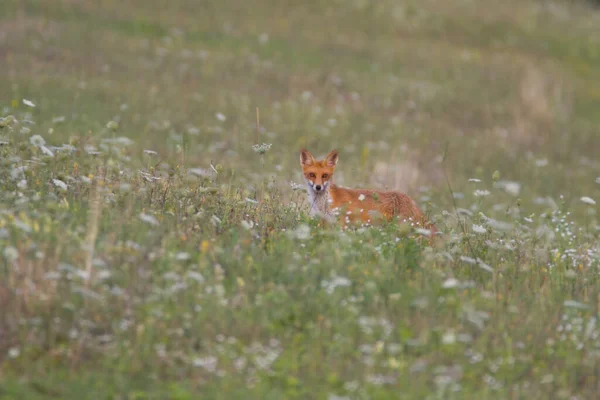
325, 149, 338, 167
300, 148, 315, 166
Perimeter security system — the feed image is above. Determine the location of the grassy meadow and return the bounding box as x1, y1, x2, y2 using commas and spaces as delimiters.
2, 0, 600, 398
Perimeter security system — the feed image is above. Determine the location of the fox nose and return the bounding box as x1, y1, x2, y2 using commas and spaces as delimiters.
315, 185, 322, 191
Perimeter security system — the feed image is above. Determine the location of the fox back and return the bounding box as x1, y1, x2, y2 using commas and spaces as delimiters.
300, 148, 438, 235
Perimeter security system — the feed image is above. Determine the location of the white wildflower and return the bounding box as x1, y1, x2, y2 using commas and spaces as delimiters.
52, 179, 68, 190
22, 99, 35, 107
358, 194, 366, 201
321, 276, 352, 294
442, 278, 460, 289
144, 149, 158, 156
188, 168, 214, 177
252, 143, 272, 154
139, 213, 159, 226
106, 120, 119, 130
474, 189, 490, 197
8, 347, 20, 358
3, 246, 19, 262
468, 178, 482, 183
192, 356, 218, 372
596, 177, 600, 185
580, 197, 596, 205
215, 113, 226, 122
29, 134, 46, 146
472, 224, 487, 234
289, 181, 304, 191
441, 331, 456, 345
10, 165, 27, 180
293, 223, 310, 240
187, 271, 205, 283
175, 252, 190, 261
498, 181, 521, 196
564, 300, 589, 310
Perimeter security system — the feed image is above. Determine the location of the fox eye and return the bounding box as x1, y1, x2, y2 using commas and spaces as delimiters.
322, 174, 328, 179
308, 173, 316, 178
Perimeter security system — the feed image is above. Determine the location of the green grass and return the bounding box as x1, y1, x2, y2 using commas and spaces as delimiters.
1, 0, 600, 398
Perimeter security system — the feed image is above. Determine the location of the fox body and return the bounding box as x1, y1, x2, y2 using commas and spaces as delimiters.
300, 148, 437, 234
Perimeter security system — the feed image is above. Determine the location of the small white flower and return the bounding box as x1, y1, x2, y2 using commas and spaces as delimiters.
192, 356, 218, 371
52, 179, 68, 190
289, 181, 304, 191
564, 300, 590, 309
293, 224, 311, 240
216, 113, 226, 122
175, 252, 190, 261
139, 213, 159, 226
30, 134, 46, 146
441, 331, 456, 345
580, 196, 596, 205
472, 224, 487, 234
252, 143, 272, 154
106, 120, 119, 130
358, 194, 366, 201
442, 278, 460, 289
321, 276, 351, 294
596, 177, 600, 185
22, 99, 35, 107
502, 181, 521, 196
144, 149, 158, 156
8, 347, 20, 358
474, 189, 490, 197
187, 271, 205, 283
3, 246, 19, 262
468, 178, 482, 183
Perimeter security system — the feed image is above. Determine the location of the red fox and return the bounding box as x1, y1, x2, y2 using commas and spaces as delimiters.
300, 148, 438, 236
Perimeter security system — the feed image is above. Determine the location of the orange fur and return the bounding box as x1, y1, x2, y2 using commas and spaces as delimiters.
300, 148, 438, 236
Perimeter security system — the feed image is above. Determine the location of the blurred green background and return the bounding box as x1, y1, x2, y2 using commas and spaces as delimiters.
3, 0, 600, 213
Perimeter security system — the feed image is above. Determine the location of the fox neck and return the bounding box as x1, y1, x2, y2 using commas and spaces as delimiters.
306, 183, 333, 217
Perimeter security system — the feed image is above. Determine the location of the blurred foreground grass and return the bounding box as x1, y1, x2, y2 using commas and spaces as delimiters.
1, 0, 600, 398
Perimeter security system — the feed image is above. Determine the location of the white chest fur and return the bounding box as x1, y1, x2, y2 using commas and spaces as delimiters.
306, 185, 333, 218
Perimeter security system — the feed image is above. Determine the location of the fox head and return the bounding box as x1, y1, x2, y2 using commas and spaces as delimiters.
300, 148, 338, 194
